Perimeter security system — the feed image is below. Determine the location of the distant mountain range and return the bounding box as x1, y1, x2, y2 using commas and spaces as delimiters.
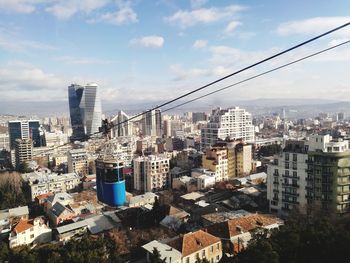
1, 98, 349, 118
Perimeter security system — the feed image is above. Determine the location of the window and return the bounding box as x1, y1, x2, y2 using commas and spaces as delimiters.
216, 243, 220, 251
202, 250, 205, 257
30, 234, 34, 239
210, 246, 214, 252
186, 257, 189, 263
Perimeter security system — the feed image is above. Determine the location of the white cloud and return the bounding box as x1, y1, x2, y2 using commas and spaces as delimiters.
169, 64, 209, 80
193, 39, 207, 49
224, 20, 242, 34
0, 28, 56, 52
277, 16, 350, 37
129, 35, 164, 48
55, 56, 114, 65
164, 4, 245, 28
0, 0, 44, 14
46, 0, 110, 19
190, 0, 208, 9
89, 1, 138, 25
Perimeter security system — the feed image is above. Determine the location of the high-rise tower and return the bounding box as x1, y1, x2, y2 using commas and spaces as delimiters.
8, 120, 41, 149
68, 83, 102, 141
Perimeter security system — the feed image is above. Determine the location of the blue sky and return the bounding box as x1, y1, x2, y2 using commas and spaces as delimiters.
1, 0, 350, 110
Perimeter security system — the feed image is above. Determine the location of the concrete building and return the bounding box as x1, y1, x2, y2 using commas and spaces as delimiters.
68, 149, 88, 177
167, 230, 223, 263
0, 133, 9, 150
21, 171, 80, 201
306, 134, 350, 214
267, 140, 308, 216
8, 120, 41, 149
202, 146, 229, 182
201, 107, 255, 151
9, 217, 51, 248
141, 109, 162, 137
133, 155, 170, 192
143, 240, 182, 263
15, 139, 33, 169
111, 110, 132, 137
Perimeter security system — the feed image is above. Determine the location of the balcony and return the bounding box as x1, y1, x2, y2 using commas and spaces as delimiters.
282, 183, 299, 188
273, 189, 279, 193
282, 174, 300, 179
282, 191, 299, 197
282, 199, 300, 204
273, 181, 279, 185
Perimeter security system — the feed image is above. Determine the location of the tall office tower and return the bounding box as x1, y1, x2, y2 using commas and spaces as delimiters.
68, 83, 102, 140
112, 110, 132, 137
267, 140, 308, 216
8, 120, 41, 149
80, 83, 102, 136
133, 155, 170, 192
95, 157, 126, 206
201, 107, 255, 151
15, 139, 33, 169
68, 84, 85, 141
67, 149, 88, 177
141, 109, 162, 137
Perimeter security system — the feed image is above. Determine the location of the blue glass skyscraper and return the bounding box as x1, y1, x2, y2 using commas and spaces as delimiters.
8, 120, 41, 149
68, 84, 85, 141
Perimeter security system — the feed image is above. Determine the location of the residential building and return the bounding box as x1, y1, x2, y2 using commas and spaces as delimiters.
192, 112, 207, 123
141, 109, 162, 137
128, 192, 158, 208
306, 134, 350, 214
21, 171, 80, 201
202, 146, 229, 182
0, 133, 9, 150
133, 155, 170, 192
54, 220, 88, 242
111, 110, 132, 137
8, 120, 41, 149
68, 149, 88, 177
167, 230, 223, 263
143, 240, 182, 263
267, 140, 308, 216
206, 212, 282, 254
201, 107, 255, 151
9, 217, 51, 248
15, 139, 33, 169
0, 206, 29, 234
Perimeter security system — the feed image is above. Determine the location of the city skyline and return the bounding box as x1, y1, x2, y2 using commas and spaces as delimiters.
1, 0, 350, 113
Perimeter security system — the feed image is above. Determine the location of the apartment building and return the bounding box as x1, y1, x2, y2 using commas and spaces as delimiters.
133, 155, 170, 192
67, 149, 88, 177
22, 171, 80, 201
202, 146, 229, 182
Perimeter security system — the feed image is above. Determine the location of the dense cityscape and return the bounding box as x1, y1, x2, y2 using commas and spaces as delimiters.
1, 1, 350, 263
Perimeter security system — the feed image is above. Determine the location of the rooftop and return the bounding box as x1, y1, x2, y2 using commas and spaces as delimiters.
142, 240, 182, 263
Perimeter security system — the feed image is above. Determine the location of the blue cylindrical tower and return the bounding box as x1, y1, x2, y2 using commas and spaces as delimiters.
95, 158, 126, 206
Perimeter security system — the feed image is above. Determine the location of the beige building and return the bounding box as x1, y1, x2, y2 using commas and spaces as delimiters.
167, 230, 223, 263
202, 146, 228, 182
9, 217, 51, 248
133, 155, 170, 192
68, 149, 88, 177
15, 139, 33, 169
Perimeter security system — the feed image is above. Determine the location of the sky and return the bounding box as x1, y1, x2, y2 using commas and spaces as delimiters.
1, 0, 350, 113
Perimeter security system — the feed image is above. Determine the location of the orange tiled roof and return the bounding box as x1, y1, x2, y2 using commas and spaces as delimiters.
167, 230, 220, 257
35, 192, 54, 201
207, 213, 280, 239
14, 219, 34, 234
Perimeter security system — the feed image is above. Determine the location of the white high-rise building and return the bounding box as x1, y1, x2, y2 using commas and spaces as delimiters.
79, 83, 102, 136
133, 155, 170, 192
201, 107, 255, 151
111, 110, 132, 137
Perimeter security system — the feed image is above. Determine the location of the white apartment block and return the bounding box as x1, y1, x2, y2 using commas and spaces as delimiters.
267, 140, 308, 215
9, 217, 51, 248
201, 107, 255, 151
133, 155, 170, 192
22, 171, 80, 201
68, 149, 88, 177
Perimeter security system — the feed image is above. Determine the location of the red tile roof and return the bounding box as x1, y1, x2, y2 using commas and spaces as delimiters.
167, 230, 220, 257
14, 219, 34, 234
